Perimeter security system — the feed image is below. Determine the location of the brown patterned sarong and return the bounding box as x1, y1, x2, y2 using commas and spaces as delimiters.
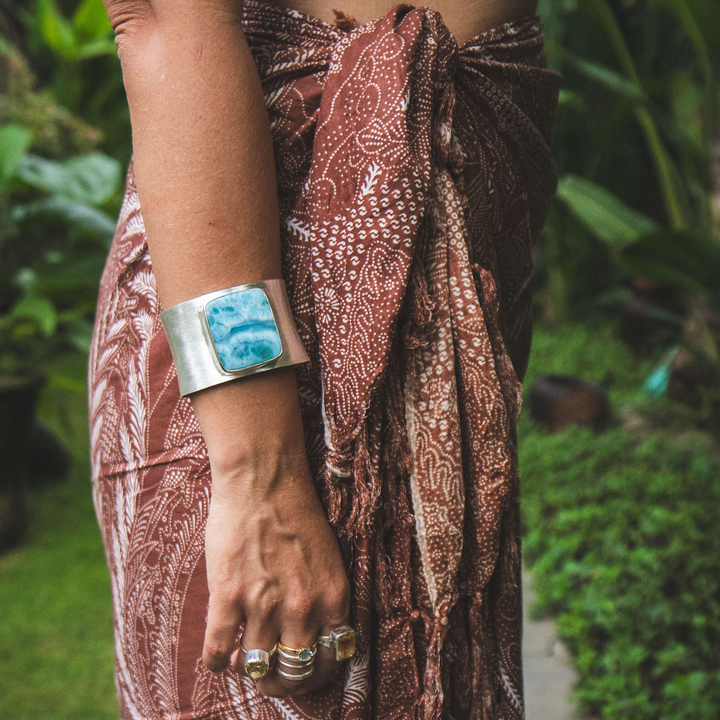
88, 3, 561, 719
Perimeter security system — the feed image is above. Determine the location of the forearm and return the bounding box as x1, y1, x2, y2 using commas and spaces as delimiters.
111, 0, 282, 306
107, 1, 302, 474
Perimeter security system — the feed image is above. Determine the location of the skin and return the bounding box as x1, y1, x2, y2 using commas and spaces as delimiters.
102, 0, 537, 699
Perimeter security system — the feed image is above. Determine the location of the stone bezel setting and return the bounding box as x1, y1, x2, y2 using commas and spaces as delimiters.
297, 647, 313, 663
203, 288, 283, 374
243, 648, 271, 680
330, 626, 356, 661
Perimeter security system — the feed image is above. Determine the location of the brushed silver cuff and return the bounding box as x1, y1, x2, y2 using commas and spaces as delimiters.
160, 279, 309, 397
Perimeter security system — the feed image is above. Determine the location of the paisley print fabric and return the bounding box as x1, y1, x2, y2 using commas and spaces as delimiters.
88, 2, 561, 719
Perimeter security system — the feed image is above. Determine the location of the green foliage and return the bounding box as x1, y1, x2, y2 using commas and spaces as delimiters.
32, 0, 115, 62
537, 0, 720, 321
0, 353, 117, 718
0, 39, 102, 157
0, 124, 32, 186
523, 321, 654, 405
520, 426, 720, 719
521, 323, 720, 719
21, 0, 130, 159
556, 175, 659, 247
0, 44, 122, 378
17, 152, 121, 207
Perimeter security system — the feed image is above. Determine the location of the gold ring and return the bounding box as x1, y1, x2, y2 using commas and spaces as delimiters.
316, 625, 357, 661
276, 641, 317, 663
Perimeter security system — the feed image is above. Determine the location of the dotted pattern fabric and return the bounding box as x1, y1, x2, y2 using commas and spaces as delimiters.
88, 3, 561, 719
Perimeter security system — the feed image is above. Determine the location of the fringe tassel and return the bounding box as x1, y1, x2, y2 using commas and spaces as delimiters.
332, 9, 360, 32
422, 613, 451, 720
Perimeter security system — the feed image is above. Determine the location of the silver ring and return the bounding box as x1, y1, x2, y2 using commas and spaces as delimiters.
243, 649, 271, 680
238, 633, 278, 680
277, 656, 315, 669
316, 625, 357, 661
276, 666, 314, 681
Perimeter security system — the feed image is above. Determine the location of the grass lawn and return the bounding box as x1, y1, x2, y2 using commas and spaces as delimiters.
0, 354, 118, 720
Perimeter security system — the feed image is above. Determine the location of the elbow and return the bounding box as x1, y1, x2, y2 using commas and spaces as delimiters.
103, 1, 156, 62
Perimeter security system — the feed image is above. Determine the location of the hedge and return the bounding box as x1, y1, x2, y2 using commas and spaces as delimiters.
520, 425, 720, 719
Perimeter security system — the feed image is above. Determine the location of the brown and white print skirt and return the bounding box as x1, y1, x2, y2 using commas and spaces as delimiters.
88, 3, 561, 718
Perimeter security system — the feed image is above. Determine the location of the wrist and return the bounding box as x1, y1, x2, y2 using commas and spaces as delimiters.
190, 367, 311, 487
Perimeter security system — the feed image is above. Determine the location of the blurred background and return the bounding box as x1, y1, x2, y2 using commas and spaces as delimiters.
0, 0, 718, 718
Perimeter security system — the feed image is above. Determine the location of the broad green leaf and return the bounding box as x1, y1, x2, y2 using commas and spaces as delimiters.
557, 90, 587, 113
12, 196, 117, 245
77, 39, 118, 59
11, 296, 57, 336
686, 0, 720, 51
62, 317, 94, 353
620, 230, 720, 302
582, 0, 689, 229
568, 56, 646, 103
0, 125, 32, 186
556, 175, 658, 247
46, 371, 88, 393
669, 75, 703, 148
651, 0, 714, 88
73, 0, 113, 41
37, 0, 78, 60
17, 152, 122, 206
33, 255, 107, 302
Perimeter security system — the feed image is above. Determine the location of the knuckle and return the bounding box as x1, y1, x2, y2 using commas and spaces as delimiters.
323, 580, 350, 624
283, 593, 315, 624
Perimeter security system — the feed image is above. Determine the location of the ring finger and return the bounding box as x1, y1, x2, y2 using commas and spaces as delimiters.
235, 617, 281, 682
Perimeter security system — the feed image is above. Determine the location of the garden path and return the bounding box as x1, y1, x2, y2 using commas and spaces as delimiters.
522, 567, 581, 720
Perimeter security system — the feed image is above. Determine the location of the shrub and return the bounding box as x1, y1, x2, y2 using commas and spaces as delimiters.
520, 425, 720, 719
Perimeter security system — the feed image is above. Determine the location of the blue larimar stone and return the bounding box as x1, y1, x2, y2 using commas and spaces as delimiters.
205, 289, 282, 372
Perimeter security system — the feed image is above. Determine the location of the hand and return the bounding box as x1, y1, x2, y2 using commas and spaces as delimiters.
191, 369, 351, 697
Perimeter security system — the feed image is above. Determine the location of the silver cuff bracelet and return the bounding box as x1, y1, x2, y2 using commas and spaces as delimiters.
160, 279, 309, 397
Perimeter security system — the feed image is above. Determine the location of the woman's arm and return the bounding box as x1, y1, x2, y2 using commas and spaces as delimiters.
103, 0, 350, 696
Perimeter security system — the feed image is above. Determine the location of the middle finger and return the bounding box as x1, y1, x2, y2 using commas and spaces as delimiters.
257, 629, 338, 697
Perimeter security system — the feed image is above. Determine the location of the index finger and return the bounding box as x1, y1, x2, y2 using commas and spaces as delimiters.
203, 591, 244, 673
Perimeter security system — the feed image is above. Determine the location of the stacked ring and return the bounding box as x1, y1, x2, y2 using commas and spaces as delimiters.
240, 636, 277, 680
276, 642, 317, 681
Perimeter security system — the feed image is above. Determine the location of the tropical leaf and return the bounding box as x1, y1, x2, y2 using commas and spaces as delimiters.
36, 0, 77, 60
17, 152, 122, 206
620, 230, 720, 302
12, 196, 117, 245
73, 0, 113, 41
556, 175, 658, 246
0, 125, 33, 187
564, 53, 647, 103
11, 296, 57, 336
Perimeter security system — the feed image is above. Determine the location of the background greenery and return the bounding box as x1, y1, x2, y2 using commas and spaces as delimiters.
0, 0, 718, 718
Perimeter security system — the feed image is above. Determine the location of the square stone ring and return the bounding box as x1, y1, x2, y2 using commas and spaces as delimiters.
317, 625, 357, 661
